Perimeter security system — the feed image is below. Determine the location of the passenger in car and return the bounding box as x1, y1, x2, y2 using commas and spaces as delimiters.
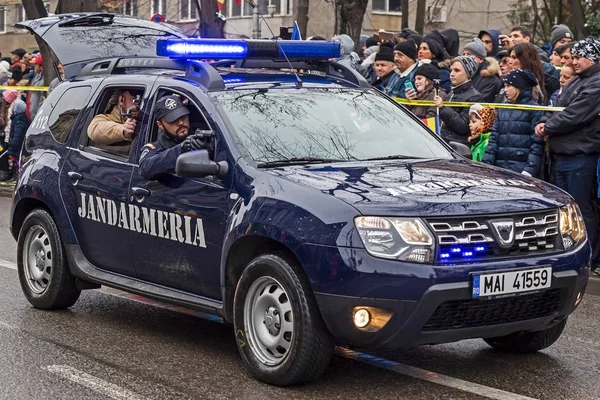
87, 89, 142, 156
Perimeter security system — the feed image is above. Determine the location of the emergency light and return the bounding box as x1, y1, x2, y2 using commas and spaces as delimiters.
156, 39, 341, 60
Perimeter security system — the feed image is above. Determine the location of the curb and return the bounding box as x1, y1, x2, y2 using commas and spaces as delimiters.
587, 274, 600, 297
0, 185, 14, 198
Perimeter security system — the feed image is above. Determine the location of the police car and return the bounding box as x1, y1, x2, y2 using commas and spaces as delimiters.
10, 13, 590, 386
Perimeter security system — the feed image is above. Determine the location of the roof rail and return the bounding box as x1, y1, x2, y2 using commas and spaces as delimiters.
77, 57, 225, 90
211, 59, 371, 89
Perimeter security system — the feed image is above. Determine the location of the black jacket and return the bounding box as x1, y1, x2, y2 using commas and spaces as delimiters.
439, 81, 483, 146
542, 63, 600, 156
371, 70, 395, 91
483, 90, 544, 176
471, 59, 502, 103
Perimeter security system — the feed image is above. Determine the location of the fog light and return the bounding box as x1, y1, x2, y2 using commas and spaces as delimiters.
353, 308, 371, 328
575, 291, 583, 307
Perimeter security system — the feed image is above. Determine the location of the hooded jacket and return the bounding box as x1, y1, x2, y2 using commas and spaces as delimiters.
478, 29, 501, 56
334, 34, 370, 79
542, 62, 600, 156
483, 89, 544, 176
439, 80, 483, 146
441, 29, 460, 57
7, 98, 30, 157
471, 58, 502, 103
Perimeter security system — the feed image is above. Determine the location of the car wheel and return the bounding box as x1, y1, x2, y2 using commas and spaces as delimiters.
483, 318, 567, 353
233, 253, 333, 386
17, 209, 80, 310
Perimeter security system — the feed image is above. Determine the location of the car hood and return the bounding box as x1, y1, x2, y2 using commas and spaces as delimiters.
264, 159, 571, 216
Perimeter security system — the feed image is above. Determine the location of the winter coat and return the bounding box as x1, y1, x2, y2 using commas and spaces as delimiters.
407, 86, 447, 119
483, 90, 544, 176
335, 35, 370, 80
371, 70, 396, 91
26, 72, 44, 121
439, 81, 483, 146
543, 62, 560, 103
385, 63, 417, 98
471, 132, 490, 162
471, 58, 502, 103
479, 29, 501, 57
542, 62, 600, 156
7, 99, 30, 157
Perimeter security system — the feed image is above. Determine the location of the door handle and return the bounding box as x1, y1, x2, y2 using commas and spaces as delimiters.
130, 187, 151, 203
67, 171, 82, 186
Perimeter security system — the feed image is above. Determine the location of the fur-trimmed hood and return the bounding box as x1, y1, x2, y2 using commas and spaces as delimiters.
480, 57, 500, 77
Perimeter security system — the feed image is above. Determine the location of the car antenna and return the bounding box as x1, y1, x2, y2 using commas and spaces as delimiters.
245, 0, 303, 88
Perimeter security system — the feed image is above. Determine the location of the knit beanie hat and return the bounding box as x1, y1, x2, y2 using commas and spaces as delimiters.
470, 106, 497, 134
463, 38, 487, 60
571, 37, 600, 63
375, 46, 395, 63
414, 63, 439, 82
452, 56, 479, 79
502, 68, 539, 90
422, 38, 445, 61
551, 24, 574, 48
398, 28, 418, 39
408, 33, 423, 47
365, 35, 379, 48
394, 39, 417, 60
3, 89, 18, 104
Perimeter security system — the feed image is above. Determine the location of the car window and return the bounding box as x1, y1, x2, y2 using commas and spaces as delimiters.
210, 88, 452, 165
47, 86, 92, 144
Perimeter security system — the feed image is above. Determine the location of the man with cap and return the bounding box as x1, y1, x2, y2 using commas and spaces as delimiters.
385, 39, 418, 98
9, 48, 26, 72
462, 38, 502, 103
535, 37, 600, 274
551, 24, 574, 51
87, 89, 144, 156
139, 95, 210, 180
371, 46, 396, 90
6, 66, 23, 86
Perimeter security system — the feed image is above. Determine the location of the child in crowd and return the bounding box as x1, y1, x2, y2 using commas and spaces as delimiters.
468, 104, 497, 162
404, 63, 446, 119
483, 69, 544, 177
2, 89, 30, 180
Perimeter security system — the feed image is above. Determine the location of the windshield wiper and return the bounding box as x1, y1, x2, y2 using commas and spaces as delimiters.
257, 157, 346, 168
362, 155, 423, 161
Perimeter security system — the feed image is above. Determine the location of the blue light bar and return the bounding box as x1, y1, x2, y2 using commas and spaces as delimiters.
440, 253, 450, 259
451, 247, 461, 253
475, 246, 486, 252
156, 39, 341, 60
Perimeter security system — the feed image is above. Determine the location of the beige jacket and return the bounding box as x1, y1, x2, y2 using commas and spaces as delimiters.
87, 106, 132, 155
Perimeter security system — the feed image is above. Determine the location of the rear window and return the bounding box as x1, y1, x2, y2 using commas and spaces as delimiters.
48, 86, 92, 144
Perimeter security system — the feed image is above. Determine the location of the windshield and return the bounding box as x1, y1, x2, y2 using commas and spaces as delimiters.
210, 88, 452, 165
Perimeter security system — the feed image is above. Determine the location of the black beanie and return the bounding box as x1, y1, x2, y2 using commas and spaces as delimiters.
394, 39, 417, 60
366, 35, 379, 48
408, 33, 423, 47
375, 46, 395, 63
423, 38, 445, 61
414, 63, 439, 82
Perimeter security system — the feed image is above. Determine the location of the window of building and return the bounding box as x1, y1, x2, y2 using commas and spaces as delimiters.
180, 0, 198, 20
123, 0, 138, 16
48, 86, 93, 144
372, 0, 401, 13
152, 0, 164, 15
16, 4, 26, 23
0, 7, 6, 33
229, 0, 291, 17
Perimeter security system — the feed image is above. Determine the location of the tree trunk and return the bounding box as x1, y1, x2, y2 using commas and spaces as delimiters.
568, 0, 585, 39
55, 0, 98, 13
296, 0, 309, 39
21, 0, 56, 85
401, 0, 408, 29
415, 0, 426, 34
531, 0, 539, 42
196, 0, 225, 38
338, 0, 369, 52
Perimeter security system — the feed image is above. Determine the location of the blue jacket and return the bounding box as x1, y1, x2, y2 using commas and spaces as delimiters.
8, 99, 30, 157
478, 29, 501, 56
385, 65, 417, 98
139, 130, 182, 180
483, 90, 544, 177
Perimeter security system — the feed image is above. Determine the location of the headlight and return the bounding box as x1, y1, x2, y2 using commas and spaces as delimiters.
560, 202, 586, 250
354, 216, 434, 263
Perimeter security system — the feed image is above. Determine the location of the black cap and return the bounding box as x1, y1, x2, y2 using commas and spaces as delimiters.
7, 66, 23, 82
155, 95, 190, 123
375, 46, 395, 63
10, 48, 26, 58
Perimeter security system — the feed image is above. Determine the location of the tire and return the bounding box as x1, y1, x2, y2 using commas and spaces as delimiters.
17, 209, 80, 310
233, 253, 334, 386
483, 318, 568, 353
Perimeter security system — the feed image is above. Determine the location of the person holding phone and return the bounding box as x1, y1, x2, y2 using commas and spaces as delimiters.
384, 39, 418, 98
404, 64, 447, 119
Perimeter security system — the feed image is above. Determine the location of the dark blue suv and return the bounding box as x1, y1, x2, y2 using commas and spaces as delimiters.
11, 14, 590, 386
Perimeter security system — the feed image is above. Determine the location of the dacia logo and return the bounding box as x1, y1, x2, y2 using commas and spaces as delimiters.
491, 220, 515, 248
165, 98, 177, 110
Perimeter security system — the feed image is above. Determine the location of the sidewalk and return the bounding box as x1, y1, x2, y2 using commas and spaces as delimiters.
0, 181, 14, 198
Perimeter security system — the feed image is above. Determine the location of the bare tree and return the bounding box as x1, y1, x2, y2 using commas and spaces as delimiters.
415, 0, 426, 34
568, 0, 585, 39
336, 0, 369, 51
193, 0, 225, 37
21, 0, 56, 85
401, 0, 408, 29
55, 0, 99, 13
296, 0, 309, 38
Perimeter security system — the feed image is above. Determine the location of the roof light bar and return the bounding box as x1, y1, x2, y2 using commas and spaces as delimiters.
156, 39, 340, 60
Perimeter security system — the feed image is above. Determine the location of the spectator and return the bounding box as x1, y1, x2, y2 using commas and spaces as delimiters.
26, 54, 44, 121
494, 50, 512, 103
396, 28, 417, 43
557, 42, 574, 69
2, 89, 29, 178
418, 34, 451, 92
549, 64, 575, 106
536, 37, 600, 272
501, 26, 550, 62
434, 56, 483, 146
0, 61, 10, 85
408, 33, 423, 47
371, 47, 396, 90
6, 67, 24, 86
385, 39, 418, 98
549, 49, 563, 67
9, 48, 27, 72
550, 24, 574, 51
483, 69, 544, 177
510, 43, 552, 104
478, 29, 502, 57
468, 104, 497, 162
48, 63, 65, 94
361, 45, 379, 82
441, 29, 460, 57
404, 63, 447, 119
332, 34, 370, 79
462, 38, 502, 102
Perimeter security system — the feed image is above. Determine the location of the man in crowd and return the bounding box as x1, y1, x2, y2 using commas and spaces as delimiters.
26, 54, 44, 121
371, 47, 396, 90
9, 48, 27, 72
462, 38, 502, 102
535, 37, 600, 273
478, 29, 502, 57
385, 39, 418, 98
550, 24, 574, 51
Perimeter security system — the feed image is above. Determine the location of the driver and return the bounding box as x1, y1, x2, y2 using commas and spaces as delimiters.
139, 95, 209, 180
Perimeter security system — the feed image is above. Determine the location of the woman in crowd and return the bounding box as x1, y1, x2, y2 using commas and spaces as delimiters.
510, 43, 557, 104
404, 64, 447, 120
417, 38, 451, 92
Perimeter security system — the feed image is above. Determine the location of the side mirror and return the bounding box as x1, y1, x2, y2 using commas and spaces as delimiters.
175, 150, 229, 179
448, 141, 472, 159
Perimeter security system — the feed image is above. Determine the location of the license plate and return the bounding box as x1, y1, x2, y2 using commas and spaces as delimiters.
472, 267, 552, 298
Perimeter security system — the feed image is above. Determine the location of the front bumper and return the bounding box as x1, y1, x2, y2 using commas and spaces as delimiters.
300, 242, 590, 351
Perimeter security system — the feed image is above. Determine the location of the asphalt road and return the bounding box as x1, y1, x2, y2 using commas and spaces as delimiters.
0, 196, 599, 400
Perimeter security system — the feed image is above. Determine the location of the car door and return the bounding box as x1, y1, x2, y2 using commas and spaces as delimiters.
128, 84, 233, 300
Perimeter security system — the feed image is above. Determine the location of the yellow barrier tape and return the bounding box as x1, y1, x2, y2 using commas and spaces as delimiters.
393, 97, 565, 112
0, 86, 49, 91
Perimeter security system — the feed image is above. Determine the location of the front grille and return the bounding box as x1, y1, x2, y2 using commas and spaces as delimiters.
422, 289, 561, 332
426, 210, 562, 263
